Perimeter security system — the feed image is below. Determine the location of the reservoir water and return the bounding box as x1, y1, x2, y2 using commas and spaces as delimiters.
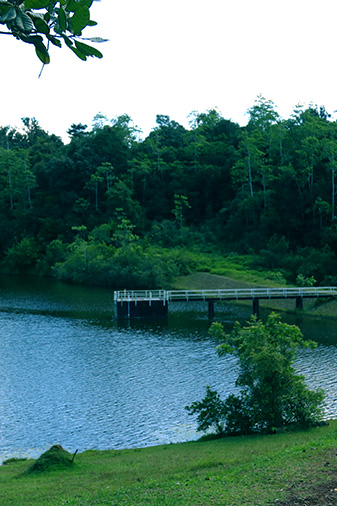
0, 275, 336, 463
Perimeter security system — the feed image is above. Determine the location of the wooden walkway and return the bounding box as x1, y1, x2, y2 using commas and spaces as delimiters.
114, 287, 337, 319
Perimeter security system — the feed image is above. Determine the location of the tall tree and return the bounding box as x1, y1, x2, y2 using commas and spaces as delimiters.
0, 147, 35, 211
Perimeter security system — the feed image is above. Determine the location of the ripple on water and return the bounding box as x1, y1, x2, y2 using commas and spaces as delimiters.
0, 278, 337, 462
295, 345, 337, 418
0, 310, 237, 462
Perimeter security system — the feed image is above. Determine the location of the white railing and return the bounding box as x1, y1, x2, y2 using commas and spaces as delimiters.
167, 286, 337, 300
114, 287, 337, 303
114, 290, 167, 302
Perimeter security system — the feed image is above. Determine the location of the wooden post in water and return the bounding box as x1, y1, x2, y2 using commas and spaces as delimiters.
253, 298, 260, 319
115, 299, 168, 319
208, 300, 215, 319
296, 296, 303, 310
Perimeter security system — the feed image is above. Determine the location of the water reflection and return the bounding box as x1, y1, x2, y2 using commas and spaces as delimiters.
0, 276, 336, 463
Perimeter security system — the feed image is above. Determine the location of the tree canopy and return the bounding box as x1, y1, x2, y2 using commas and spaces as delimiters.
0, 0, 105, 63
186, 314, 325, 435
1, 100, 337, 288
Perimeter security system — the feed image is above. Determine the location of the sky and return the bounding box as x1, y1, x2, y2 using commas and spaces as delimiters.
2, 0, 337, 142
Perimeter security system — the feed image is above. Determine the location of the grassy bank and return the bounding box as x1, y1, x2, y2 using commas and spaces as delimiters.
171, 251, 287, 287
171, 256, 337, 318
2, 421, 337, 506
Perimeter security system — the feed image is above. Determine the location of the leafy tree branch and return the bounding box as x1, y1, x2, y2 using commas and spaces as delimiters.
0, 0, 106, 64
187, 314, 325, 436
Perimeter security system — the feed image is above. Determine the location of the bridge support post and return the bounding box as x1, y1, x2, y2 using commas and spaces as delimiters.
116, 300, 168, 319
253, 298, 260, 319
296, 296, 303, 310
208, 301, 215, 319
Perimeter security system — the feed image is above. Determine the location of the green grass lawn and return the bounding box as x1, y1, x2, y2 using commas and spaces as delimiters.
2, 421, 337, 506
169, 251, 337, 317
184, 251, 287, 286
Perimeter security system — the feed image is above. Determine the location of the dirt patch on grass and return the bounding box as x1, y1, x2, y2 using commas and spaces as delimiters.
275, 480, 337, 505
273, 450, 337, 506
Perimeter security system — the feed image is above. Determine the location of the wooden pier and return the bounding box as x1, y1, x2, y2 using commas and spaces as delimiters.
114, 286, 337, 319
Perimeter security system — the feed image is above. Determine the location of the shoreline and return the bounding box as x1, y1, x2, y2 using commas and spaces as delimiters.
2, 421, 337, 506
171, 272, 337, 319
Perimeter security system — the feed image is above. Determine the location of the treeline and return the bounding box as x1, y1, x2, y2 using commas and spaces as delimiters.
2, 97, 337, 287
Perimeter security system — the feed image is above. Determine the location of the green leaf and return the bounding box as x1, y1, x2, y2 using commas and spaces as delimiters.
66, 0, 89, 12
81, 0, 93, 8
0, 6, 16, 23
32, 15, 49, 34
61, 34, 88, 60
24, 0, 51, 8
66, 0, 77, 12
66, 0, 81, 12
75, 40, 102, 58
34, 40, 50, 64
62, 34, 73, 47
57, 6, 66, 31
84, 37, 108, 43
46, 33, 61, 47
19, 33, 43, 44
68, 44, 87, 60
15, 11, 34, 32
70, 5, 89, 35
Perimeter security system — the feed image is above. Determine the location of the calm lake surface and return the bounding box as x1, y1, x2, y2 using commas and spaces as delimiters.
0, 275, 336, 462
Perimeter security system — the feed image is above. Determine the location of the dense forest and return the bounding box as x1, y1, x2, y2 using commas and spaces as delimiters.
2, 96, 337, 288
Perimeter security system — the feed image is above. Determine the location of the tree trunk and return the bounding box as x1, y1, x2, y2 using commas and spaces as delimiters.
247, 145, 254, 197
332, 165, 335, 222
